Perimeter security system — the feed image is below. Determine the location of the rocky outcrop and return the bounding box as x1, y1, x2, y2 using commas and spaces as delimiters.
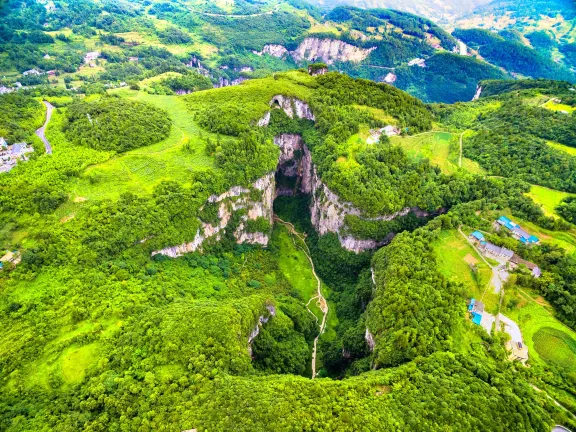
292, 38, 376, 65
257, 95, 315, 127
255, 39, 376, 65
365, 328, 376, 352
248, 304, 276, 355
253, 44, 289, 58
214, 76, 248, 88
152, 173, 275, 257
273, 134, 314, 197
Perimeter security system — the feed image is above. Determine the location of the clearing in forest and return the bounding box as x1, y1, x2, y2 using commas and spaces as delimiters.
525, 185, 576, 218
432, 230, 498, 313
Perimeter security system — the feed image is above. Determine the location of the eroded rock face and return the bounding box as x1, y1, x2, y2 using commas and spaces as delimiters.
270, 95, 315, 121
365, 328, 376, 352
292, 38, 376, 65
152, 173, 275, 257
248, 304, 277, 356
256, 39, 375, 65
253, 44, 289, 58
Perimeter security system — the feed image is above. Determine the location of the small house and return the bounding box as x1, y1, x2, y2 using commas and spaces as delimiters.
470, 231, 484, 243
507, 340, 529, 363
0, 137, 7, 149
22, 69, 42, 76
382, 125, 400, 137
468, 298, 484, 325
496, 216, 539, 244
407, 58, 426, 67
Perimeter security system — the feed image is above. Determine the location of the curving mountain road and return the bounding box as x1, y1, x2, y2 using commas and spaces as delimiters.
35, 100, 54, 154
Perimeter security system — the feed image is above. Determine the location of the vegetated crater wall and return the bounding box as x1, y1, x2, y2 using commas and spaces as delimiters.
153, 95, 430, 257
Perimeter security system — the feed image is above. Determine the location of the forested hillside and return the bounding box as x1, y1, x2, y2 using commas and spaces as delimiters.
1, 1, 576, 430
0, 0, 566, 104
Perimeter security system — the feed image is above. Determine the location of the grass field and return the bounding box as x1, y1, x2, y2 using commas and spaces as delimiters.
390, 131, 485, 175
548, 140, 576, 156
533, 327, 576, 373
67, 91, 218, 202
272, 224, 337, 342
503, 287, 576, 373
432, 230, 498, 313
542, 99, 576, 114
525, 185, 575, 218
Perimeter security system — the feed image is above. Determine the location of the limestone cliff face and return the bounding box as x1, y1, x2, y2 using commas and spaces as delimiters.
253, 44, 289, 58
292, 38, 376, 65
248, 304, 276, 355
152, 172, 275, 257
256, 39, 375, 65
257, 95, 315, 127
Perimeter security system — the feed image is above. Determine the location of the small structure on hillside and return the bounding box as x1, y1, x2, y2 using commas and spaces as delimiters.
0, 250, 21, 269
407, 58, 426, 67
468, 298, 484, 325
0, 141, 34, 173
367, 125, 400, 144
470, 230, 485, 243
496, 216, 539, 245
507, 340, 529, 363
23, 69, 42, 76
84, 51, 100, 64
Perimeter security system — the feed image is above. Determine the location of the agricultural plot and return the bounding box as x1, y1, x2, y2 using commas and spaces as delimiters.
68, 92, 217, 201
547, 140, 576, 156
504, 288, 576, 373
390, 131, 485, 175
432, 230, 498, 313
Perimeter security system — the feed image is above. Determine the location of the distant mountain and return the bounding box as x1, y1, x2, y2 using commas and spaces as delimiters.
307, 0, 493, 21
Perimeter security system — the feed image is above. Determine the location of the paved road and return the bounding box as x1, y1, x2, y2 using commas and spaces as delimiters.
35, 100, 54, 154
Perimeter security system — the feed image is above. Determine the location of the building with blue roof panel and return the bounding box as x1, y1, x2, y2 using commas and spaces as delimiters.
470, 231, 484, 241
472, 312, 482, 325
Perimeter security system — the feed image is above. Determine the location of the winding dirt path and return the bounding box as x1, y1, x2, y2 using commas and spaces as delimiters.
274, 215, 328, 378
35, 101, 54, 154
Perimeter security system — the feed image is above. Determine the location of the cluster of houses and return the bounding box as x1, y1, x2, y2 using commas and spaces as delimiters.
470, 229, 541, 278
468, 298, 529, 363
495, 216, 540, 245
366, 125, 401, 144
0, 138, 34, 173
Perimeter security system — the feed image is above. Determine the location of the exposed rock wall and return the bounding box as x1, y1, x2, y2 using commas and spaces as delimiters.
257, 96, 314, 127
248, 304, 276, 355
152, 172, 275, 257
256, 38, 376, 65
292, 38, 376, 65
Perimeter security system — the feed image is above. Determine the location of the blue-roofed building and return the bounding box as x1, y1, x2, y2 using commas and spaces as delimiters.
496, 216, 539, 245
470, 231, 485, 243
472, 312, 482, 325
468, 298, 476, 311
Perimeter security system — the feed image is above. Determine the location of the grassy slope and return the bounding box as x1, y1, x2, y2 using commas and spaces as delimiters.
390, 131, 485, 175
503, 286, 576, 373
272, 224, 337, 342
432, 230, 498, 313
65, 91, 217, 202
525, 185, 576, 218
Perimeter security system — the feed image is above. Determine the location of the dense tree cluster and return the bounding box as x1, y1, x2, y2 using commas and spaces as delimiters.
367, 228, 463, 367
453, 28, 576, 82
0, 93, 44, 142
63, 97, 172, 152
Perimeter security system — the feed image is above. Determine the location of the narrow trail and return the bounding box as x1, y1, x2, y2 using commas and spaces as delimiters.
35, 101, 54, 154
274, 215, 328, 379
